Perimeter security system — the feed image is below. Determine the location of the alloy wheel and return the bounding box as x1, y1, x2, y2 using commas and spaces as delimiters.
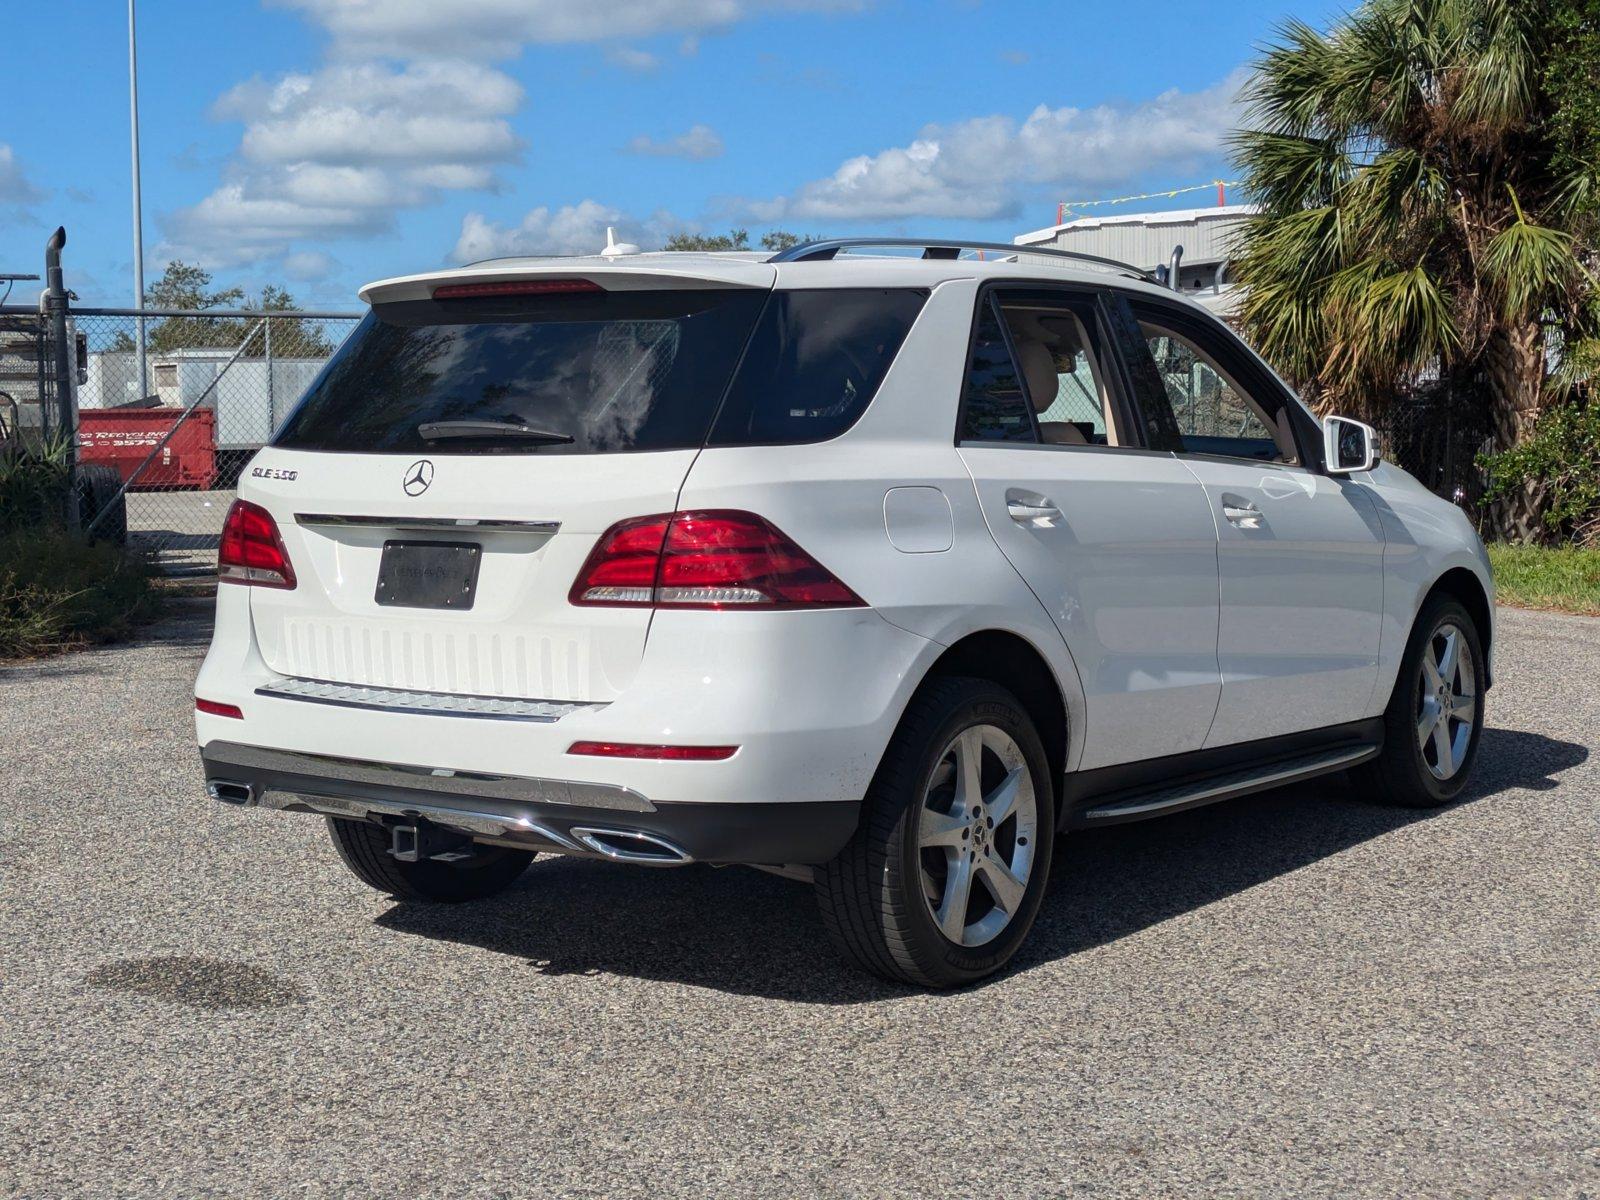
917, 724, 1039, 948
1416, 620, 1477, 781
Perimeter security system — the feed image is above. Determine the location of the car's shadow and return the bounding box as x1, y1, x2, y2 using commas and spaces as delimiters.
375, 727, 1588, 1003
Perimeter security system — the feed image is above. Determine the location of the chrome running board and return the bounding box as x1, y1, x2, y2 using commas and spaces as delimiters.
1080, 743, 1380, 823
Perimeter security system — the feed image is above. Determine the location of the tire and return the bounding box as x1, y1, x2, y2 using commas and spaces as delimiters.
1353, 596, 1485, 808
325, 818, 534, 902
814, 676, 1056, 988
77, 466, 127, 546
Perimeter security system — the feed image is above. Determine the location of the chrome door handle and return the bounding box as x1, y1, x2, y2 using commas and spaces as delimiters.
1222, 498, 1263, 528
1008, 502, 1059, 522
1006, 494, 1060, 522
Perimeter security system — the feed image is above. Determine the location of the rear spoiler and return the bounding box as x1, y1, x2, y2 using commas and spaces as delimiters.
360, 259, 776, 306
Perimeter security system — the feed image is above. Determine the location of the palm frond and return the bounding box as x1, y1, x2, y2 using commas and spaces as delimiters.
1481, 189, 1581, 321
1325, 260, 1459, 378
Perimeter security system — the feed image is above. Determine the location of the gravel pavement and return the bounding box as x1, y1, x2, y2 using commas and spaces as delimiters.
2, 605, 1596, 1198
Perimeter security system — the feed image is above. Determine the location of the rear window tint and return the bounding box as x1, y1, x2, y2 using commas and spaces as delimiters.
273, 289, 767, 455
708, 289, 927, 446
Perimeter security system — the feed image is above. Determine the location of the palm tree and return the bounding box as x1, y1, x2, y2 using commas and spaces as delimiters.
1230, 0, 1597, 537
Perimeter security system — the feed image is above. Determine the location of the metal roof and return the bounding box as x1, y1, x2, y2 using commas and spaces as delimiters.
1014, 204, 1259, 268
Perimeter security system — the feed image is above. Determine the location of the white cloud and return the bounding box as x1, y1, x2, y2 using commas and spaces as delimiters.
748, 71, 1246, 222
282, 249, 339, 281
604, 46, 660, 72
164, 60, 522, 266
453, 202, 681, 261
219, 60, 521, 167
273, 0, 867, 60
623, 124, 724, 160
0, 144, 43, 205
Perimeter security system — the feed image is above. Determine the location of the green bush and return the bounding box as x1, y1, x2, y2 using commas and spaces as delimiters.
1480, 395, 1600, 545
0, 437, 71, 537
0, 527, 160, 658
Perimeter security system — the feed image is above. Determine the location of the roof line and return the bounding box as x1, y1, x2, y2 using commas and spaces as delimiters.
768, 237, 1159, 284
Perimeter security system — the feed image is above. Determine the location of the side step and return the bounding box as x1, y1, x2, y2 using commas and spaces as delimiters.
1080, 743, 1379, 824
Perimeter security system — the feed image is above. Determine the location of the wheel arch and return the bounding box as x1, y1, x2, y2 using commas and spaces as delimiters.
1424, 566, 1494, 687
920, 630, 1071, 816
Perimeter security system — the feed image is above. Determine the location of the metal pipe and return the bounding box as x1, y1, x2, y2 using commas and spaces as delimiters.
128, 0, 148, 403
1168, 244, 1184, 292
43, 226, 79, 524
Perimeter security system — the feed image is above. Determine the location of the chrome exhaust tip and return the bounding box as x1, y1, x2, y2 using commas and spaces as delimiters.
570, 826, 693, 866
206, 779, 256, 806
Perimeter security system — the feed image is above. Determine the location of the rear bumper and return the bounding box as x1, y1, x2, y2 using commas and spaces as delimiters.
201, 740, 860, 866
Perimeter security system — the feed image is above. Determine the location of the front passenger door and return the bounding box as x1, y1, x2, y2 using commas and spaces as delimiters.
1114, 297, 1386, 747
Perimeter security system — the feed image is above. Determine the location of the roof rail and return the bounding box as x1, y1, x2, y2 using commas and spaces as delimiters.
768, 237, 1160, 284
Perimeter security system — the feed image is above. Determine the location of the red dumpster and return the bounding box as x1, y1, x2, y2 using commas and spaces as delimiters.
78, 407, 218, 490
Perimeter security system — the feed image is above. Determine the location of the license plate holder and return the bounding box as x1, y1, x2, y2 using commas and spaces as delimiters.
375, 541, 482, 610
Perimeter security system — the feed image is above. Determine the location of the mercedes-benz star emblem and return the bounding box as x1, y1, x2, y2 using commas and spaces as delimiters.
402, 459, 434, 496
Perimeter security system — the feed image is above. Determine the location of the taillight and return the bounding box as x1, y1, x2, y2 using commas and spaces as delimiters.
219, 499, 296, 589
569, 511, 864, 610
195, 698, 244, 719
432, 279, 603, 299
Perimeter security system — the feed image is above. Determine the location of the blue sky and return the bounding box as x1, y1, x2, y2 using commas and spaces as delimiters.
1, 0, 1342, 310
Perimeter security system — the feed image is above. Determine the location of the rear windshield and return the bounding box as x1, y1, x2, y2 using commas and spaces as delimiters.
274, 285, 926, 455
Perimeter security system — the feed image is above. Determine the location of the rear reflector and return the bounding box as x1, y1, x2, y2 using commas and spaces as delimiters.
219, 499, 296, 589
570, 510, 865, 610
567, 741, 737, 761
195, 698, 244, 719
432, 279, 603, 299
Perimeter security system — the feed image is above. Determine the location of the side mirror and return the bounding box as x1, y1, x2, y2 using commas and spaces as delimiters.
1324, 415, 1380, 474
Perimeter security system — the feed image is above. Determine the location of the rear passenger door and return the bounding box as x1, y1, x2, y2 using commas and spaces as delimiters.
956, 286, 1222, 771
1112, 295, 1385, 747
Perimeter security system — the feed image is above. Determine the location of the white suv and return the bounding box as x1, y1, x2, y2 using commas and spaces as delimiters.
196, 238, 1494, 988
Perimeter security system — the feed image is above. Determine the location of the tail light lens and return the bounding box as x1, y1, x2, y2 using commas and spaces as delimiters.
570, 510, 864, 610
219, 499, 297, 589
195, 698, 244, 719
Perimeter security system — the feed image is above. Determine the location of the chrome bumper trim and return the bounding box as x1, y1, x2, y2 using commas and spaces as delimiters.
255, 677, 592, 723
295, 513, 560, 534
257, 788, 584, 851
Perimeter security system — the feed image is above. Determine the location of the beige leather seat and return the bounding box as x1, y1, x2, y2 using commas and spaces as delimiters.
1014, 339, 1087, 445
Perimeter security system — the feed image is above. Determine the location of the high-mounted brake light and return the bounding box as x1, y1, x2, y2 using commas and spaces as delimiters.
567, 741, 738, 761
195, 698, 244, 719
219, 499, 296, 589
431, 279, 604, 299
569, 510, 865, 610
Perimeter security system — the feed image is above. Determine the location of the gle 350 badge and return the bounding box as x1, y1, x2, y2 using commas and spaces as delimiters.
251, 466, 299, 481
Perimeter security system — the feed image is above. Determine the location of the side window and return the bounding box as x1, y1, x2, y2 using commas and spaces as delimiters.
1110, 297, 1299, 464
959, 297, 1037, 443
709, 288, 927, 446
996, 302, 1115, 447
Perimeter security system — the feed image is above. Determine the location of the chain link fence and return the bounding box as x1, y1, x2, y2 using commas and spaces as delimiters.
66, 307, 360, 573
1372, 393, 1494, 520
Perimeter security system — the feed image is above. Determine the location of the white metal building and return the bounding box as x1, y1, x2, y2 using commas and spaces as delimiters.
1014, 205, 1258, 314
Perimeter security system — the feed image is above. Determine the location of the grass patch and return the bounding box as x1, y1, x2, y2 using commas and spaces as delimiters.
1487, 543, 1600, 617
0, 528, 162, 659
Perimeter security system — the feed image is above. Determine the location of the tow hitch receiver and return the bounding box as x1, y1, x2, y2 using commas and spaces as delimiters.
389, 820, 473, 863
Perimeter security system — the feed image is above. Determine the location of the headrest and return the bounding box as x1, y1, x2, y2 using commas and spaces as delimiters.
1015, 339, 1059, 413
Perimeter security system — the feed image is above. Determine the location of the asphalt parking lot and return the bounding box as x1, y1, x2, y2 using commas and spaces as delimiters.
2, 605, 1595, 1198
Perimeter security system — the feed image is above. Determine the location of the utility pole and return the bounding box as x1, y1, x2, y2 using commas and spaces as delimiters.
129, 0, 148, 401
